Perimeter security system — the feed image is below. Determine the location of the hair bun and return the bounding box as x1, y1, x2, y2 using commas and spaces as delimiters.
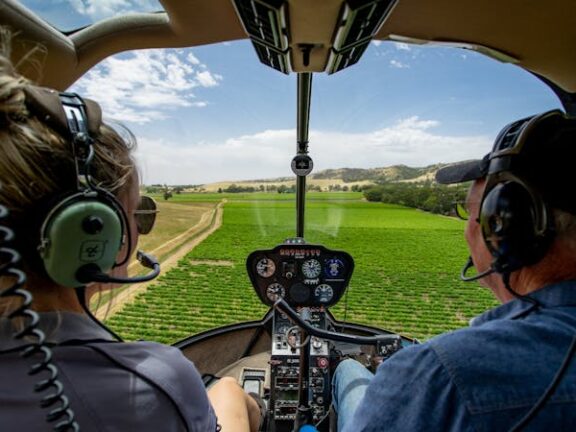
0, 55, 28, 120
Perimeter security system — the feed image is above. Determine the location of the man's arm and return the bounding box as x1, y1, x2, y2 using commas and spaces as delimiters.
341, 343, 472, 432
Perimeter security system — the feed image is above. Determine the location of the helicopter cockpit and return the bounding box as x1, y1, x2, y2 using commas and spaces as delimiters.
2, 0, 576, 431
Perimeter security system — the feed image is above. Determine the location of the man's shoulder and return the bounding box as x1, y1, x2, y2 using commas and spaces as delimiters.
387, 321, 511, 369
425, 318, 531, 374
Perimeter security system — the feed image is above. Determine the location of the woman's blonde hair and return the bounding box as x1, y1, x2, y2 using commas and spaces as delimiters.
0, 29, 137, 279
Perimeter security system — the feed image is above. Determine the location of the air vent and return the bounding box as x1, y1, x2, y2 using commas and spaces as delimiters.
333, 0, 397, 51
327, 0, 397, 74
496, 119, 529, 152
326, 41, 371, 74
232, 0, 291, 74
253, 40, 290, 74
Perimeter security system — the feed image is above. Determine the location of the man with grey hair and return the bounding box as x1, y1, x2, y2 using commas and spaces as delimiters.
331, 109, 576, 431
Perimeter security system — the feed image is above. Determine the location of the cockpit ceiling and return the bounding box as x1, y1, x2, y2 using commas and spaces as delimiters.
2, 0, 576, 93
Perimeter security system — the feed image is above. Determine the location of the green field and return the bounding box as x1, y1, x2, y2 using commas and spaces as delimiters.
107, 193, 498, 343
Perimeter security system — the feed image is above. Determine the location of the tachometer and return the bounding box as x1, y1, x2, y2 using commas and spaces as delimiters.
256, 257, 276, 278
301, 259, 321, 279
266, 283, 285, 301
314, 284, 334, 303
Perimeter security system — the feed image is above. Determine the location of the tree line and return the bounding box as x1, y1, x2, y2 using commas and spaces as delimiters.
363, 182, 469, 216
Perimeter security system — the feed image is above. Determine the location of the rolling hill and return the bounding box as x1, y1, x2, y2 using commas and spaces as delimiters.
184, 163, 449, 192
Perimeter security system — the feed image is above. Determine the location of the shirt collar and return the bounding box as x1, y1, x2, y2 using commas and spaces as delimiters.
1, 311, 115, 351
471, 280, 576, 327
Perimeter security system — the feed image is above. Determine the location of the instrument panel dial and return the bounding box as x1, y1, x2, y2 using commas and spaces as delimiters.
314, 284, 334, 303
266, 283, 285, 301
301, 259, 322, 279
256, 257, 276, 278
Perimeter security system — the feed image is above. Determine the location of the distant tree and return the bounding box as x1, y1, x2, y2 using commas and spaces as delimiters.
146, 186, 161, 194
224, 184, 256, 193
218, 188, 223, 193
162, 184, 172, 200
364, 186, 384, 202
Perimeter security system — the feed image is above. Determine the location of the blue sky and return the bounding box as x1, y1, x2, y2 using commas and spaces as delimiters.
21, 1, 562, 185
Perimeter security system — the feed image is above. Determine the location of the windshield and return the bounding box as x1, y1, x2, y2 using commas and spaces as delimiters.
80, 40, 561, 343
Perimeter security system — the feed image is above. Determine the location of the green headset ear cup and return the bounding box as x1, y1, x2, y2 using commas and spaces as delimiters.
40, 200, 123, 288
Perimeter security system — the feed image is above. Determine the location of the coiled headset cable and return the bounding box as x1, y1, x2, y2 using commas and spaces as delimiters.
0, 204, 79, 431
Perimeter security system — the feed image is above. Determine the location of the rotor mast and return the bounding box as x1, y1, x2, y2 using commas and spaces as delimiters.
295, 72, 313, 238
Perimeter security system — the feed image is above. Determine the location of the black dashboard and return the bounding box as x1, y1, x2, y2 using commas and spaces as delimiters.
246, 240, 354, 308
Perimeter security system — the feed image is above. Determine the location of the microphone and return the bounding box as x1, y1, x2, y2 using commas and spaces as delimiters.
460, 256, 496, 282
77, 250, 160, 284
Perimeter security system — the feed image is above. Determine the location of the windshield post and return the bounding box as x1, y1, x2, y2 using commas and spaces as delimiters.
296, 72, 313, 238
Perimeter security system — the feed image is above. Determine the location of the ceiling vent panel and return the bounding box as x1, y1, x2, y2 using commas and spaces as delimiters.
327, 0, 397, 74
232, 0, 291, 73
253, 40, 290, 74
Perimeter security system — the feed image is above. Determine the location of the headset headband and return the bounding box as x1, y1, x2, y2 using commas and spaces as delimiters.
23, 86, 102, 137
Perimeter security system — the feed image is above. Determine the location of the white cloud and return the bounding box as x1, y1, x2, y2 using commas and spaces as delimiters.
196, 71, 221, 88
371, 40, 383, 47
69, 0, 161, 21
72, 49, 221, 123
394, 42, 411, 51
187, 52, 201, 65
134, 117, 492, 184
390, 59, 409, 68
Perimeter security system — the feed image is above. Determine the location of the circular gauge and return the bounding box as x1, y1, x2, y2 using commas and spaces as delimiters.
256, 257, 276, 278
314, 284, 334, 303
325, 258, 345, 278
301, 259, 322, 279
266, 283, 285, 301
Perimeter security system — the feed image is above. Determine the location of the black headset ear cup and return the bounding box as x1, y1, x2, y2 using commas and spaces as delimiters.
39, 195, 124, 288
480, 181, 552, 272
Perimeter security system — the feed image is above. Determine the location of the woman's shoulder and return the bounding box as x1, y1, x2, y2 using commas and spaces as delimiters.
88, 339, 203, 380
84, 340, 217, 430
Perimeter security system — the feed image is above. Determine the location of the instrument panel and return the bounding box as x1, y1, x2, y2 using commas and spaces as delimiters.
246, 242, 354, 307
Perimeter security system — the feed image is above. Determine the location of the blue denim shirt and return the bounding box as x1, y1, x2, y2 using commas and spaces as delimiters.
342, 281, 576, 431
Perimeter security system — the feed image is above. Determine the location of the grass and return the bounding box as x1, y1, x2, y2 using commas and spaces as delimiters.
106, 192, 498, 344
90, 200, 217, 310
136, 200, 217, 256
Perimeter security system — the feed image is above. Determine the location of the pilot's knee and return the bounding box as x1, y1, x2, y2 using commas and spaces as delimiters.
335, 358, 363, 375
218, 376, 240, 387
208, 376, 242, 398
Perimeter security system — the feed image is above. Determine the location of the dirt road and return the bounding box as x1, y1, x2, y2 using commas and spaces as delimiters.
94, 200, 225, 319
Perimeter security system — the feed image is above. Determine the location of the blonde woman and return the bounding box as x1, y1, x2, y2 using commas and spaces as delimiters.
0, 34, 261, 432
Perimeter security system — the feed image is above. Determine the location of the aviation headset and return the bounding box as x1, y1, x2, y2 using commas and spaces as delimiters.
478, 109, 573, 274
23, 86, 130, 288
